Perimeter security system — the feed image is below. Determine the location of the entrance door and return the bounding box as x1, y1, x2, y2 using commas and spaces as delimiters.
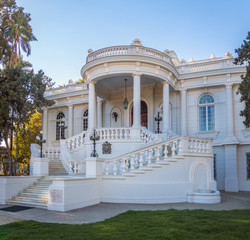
131, 101, 148, 128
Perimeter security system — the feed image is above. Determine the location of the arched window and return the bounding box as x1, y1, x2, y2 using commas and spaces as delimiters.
198, 94, 215, 131
56, 112, 65, 140
83, 109, 88, 131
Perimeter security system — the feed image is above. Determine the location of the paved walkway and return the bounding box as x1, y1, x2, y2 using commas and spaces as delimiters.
0, 191, 250, 225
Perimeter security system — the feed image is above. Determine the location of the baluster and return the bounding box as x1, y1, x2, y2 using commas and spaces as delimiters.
198, 141, 202, 153
193, 140, 197, 153
206, 141, 210, 153
189, 140, 193, 152
113, 160, 117, 175
105, 160, 109, 175
164, 144, 168, 160
202, 141, 206, 153
131, 155, 135, 170
171, 142, 176, 157
122, 158, 126, 174
178, 139, 183, 154
148, 149, 152, 166
139, 152, 144, 168
156, 147, 160, 162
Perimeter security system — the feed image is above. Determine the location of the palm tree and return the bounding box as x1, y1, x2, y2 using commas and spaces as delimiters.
5, 7, 37, 65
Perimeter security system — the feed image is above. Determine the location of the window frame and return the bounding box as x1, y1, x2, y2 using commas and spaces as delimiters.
198, 94, 215, 132
82, 109, 88, 131
56, 112, 65, 140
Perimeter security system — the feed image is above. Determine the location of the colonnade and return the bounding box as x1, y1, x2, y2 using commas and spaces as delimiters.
87, 74, 172, 136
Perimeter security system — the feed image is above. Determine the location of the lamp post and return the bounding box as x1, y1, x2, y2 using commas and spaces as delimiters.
123, 79, 128, 110
90, 129, 100, 157
36, 131, 46, 158
154, 108, 162, 134
58, 118, 67, 139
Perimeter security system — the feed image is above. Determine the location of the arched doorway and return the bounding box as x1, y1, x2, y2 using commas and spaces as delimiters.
131, 101, 148, 128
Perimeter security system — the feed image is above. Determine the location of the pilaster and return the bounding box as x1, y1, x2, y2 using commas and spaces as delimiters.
181, 89, 187, 136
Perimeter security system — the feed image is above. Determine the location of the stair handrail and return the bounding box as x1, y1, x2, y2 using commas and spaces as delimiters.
65, 131, 87, 151
140, 127, 158, 143
60, 140, 81, 174
103, 136, 213, 176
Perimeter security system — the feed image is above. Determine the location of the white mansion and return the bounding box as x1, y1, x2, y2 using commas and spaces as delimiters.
1, 39, 249, 211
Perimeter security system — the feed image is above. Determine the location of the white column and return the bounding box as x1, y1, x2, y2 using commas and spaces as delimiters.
162, 81, 170, 138
181, 89, 187, 136
42, 109, 48, 146
133, 73, 141, 127
88, 82, 96, 130
97, 98, 103, 128
226, 84, 234, 137
68, 105, 73, 137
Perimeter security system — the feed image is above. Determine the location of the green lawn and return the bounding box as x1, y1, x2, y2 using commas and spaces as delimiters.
1, 209, 250, 240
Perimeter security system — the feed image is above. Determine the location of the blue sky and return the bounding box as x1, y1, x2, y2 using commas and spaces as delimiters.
16, 0, 250, 87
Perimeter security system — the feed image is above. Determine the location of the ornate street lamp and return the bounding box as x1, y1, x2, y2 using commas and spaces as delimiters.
36, 131, 46, 158
154, 108, 162, 134
58, 118, 67, 139
90, 129, 100, 157
123, 79, 128, 110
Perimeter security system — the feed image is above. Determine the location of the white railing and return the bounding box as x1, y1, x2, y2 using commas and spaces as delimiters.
140, 127, 157, 143
44, 148, 60, 159
86, 45, 173, 65
103, 136, 212, 176
96, 128, 131, 141
177, 57, 246, 74
60, 141, 80, 174
65, 131, 87, 151
44, 83, 87, 97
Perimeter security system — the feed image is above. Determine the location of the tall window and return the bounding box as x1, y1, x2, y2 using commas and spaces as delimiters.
56, 112, 65, 140
83, 109, 88, 131
247, 153, 250, 180
199, 94, 215, 131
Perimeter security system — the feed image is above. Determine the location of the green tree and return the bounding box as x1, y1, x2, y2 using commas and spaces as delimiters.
234, 32, 250, 127
0, 0, 37, 66
0, 63, 54, 175
13, 111, 42, 167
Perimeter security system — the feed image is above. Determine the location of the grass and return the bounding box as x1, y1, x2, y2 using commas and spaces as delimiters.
1, 209, 250, 240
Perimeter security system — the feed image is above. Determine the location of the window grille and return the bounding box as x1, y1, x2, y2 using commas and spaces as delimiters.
247, 153, 250, 179
198, 94, 215, 131
56, 112, 65, 140
83, 109, 88, 131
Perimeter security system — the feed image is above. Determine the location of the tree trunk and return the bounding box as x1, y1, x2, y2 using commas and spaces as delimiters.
4, 136, 12, 176
14, 123, 19, 176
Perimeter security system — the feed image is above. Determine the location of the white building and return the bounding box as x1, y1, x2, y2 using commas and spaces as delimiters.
1, 39, 249, 211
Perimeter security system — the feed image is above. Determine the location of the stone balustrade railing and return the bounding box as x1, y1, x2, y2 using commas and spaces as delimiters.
140, 127, 157, 143
177, 58, 245, 74
104, 136, 212, 176
96, 128, 131, 141
65, 131, 87, 151
44, 148, 60, 159
60, 141, 80, 174
86, 45, 173, 65
44, 83, 87, 97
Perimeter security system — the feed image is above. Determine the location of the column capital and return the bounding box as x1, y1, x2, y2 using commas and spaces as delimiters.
180, 89, 187, 94
225, 83, 233, 88
132, 73, 142, 78
162, 80, 169, 85
67, 104, 73, 108
97, 97, 103, 103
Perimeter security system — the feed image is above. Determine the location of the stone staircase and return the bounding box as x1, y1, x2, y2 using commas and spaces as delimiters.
49, 158, 67, 175
7, 177, 52, 209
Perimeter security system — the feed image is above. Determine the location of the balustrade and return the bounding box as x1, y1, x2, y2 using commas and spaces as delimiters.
86, 45, 173, 65
44, 148, 60, 159
103, 136, 212, 176
96, 128, 131, 141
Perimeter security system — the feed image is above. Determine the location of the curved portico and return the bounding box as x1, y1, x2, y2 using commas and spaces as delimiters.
81, 39, 177, 138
